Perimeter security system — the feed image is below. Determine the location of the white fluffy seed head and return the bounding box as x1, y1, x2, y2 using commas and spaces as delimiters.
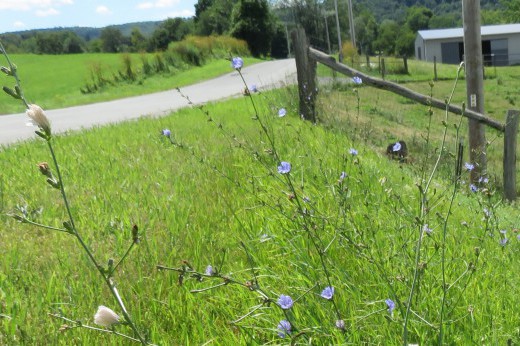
94, 305, 120, 327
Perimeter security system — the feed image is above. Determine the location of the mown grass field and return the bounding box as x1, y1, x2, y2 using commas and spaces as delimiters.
0, 53, 263, 114
0, 55, 519, 345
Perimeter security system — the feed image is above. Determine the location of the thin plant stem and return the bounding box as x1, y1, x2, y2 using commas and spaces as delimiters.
403, 63, 464, 346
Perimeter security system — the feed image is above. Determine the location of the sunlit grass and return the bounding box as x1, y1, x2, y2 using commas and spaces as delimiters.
0, 54, 263, 114
1, 84, 518, 344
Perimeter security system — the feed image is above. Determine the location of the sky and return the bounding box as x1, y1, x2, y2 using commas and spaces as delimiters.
0, 0, 197, 34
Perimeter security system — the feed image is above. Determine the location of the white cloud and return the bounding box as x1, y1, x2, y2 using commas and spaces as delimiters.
0, 0, 74, 11
167, 9, 194, 18
13, 21, 26, 28
136, 0, 179, 10
36, 8, 60, 17
136, 2, 154, 10
96, 5, 112, 15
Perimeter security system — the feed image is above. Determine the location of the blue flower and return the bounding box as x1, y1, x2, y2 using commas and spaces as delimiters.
277, 320, 291, 338
335, 319, 345, 330
385, 299, 395, 315
392, 142, 401, 152
278, 108, 287, 117
162, 129, 171, 137
423, 224, 432, 235
339, 171, 347, 181
249, 84, 258, 93
464, 162, 474, 171
320, 286, 334, 300
278, 161, 291, 174
500, 238, 508, 246
205, 265, 214, 276
470, 184, 478, 192
231, 57, 243, 70
352, 76, 362, 85
478, 176, 489, 184
349, 148, 358, 156
277, 294, 293, 309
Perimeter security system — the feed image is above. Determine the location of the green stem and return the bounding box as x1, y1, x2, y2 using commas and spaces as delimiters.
47, 140, 148, 345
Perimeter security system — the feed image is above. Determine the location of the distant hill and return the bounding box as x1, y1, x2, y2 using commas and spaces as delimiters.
357, 0, 502, 22
3, 21, 162, 41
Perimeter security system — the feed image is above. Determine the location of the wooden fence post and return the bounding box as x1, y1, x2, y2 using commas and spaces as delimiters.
403, 56, 408, 74
381, 58, 386, 80
291, 27, 317, 123
503, 109, 519, 201
433, 56, 438, 81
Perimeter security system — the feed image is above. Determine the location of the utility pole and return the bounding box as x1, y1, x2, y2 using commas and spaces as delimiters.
347, 0, 356, 49
324, 12, 332, 54
463, 0, 486, 182
334, 0, 342, 62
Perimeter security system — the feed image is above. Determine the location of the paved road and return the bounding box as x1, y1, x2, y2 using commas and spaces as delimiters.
0, 59, 296, 147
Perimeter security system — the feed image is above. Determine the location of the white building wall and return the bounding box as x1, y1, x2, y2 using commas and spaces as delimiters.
507, 33, 520, 65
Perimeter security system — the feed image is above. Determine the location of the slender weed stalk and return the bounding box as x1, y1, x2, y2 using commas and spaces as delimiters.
0, 41, 151, 345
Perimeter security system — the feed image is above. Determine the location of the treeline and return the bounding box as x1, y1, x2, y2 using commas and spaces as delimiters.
1, 0, 516, 59
0, 0, 288, 58
273, 0, 516, 57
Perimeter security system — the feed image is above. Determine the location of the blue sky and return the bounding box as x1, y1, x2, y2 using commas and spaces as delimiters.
0, 0, 197, 34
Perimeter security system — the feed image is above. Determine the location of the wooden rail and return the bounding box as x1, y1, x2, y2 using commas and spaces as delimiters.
291, 27, 518, 200
309, 47, 505, 132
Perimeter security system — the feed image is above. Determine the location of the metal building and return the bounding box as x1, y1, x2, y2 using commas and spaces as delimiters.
415, 23, 520, 66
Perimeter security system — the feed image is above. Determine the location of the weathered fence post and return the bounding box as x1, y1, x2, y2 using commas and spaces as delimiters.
503, 109, 519, 201
433, 56, 438, 81
291, 27, 317, 123
381, 58, 386, 80
403, 56, 409, 74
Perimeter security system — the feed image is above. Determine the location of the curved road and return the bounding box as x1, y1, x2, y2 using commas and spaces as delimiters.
0, 59, 296, 147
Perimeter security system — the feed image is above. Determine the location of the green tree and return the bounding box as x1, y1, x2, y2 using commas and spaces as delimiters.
500, 0, 520, 22
395, 26, 416, 57
230, 0, 275, 57
195, 0, 237, 35
100, 27, 124, 52
354, 10, 378, 55
130, 27, 148, 52
405, 6, 432, 32
150, 18, 192, 51
373, 19, 399, 55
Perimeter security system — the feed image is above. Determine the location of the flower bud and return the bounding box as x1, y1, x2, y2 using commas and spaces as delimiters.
37, 162, 52, 177
94, 305, 120, 327
26, 104, 51, 138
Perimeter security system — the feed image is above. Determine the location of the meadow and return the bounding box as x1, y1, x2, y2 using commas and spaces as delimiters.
0, 53, 262, 115
0, 53, 519, 345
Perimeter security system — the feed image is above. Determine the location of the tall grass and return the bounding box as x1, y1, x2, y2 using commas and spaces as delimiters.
1, 52, 518, 345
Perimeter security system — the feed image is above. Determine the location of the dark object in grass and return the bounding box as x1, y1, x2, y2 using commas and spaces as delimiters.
386, 140, 408, 162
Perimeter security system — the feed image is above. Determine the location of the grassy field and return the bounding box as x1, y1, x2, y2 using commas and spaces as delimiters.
316, 59, 520, 191
1, 50, 519, 344
0, 58, 519, 346
0, 53, 263, 114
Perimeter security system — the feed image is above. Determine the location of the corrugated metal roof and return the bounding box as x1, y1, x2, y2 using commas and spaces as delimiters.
418, 23, 520, 40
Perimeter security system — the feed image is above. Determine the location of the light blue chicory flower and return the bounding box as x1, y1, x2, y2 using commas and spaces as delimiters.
277, 294, 293, 309
277, 320, 291, 338
162, 129, 171, 137
231, 57, 243, 70
278, 161, 291, 174
352, 76, 362, 85
464, 162, 474, 171
385, 299, 395, 315
320, 286, 334, 300
349, 148, 358, 156
335, 319, 345, 330
392, 142, 401, 152
205, 265, 214, 276
278, 108, 287, 117
470, 184, 478, 192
